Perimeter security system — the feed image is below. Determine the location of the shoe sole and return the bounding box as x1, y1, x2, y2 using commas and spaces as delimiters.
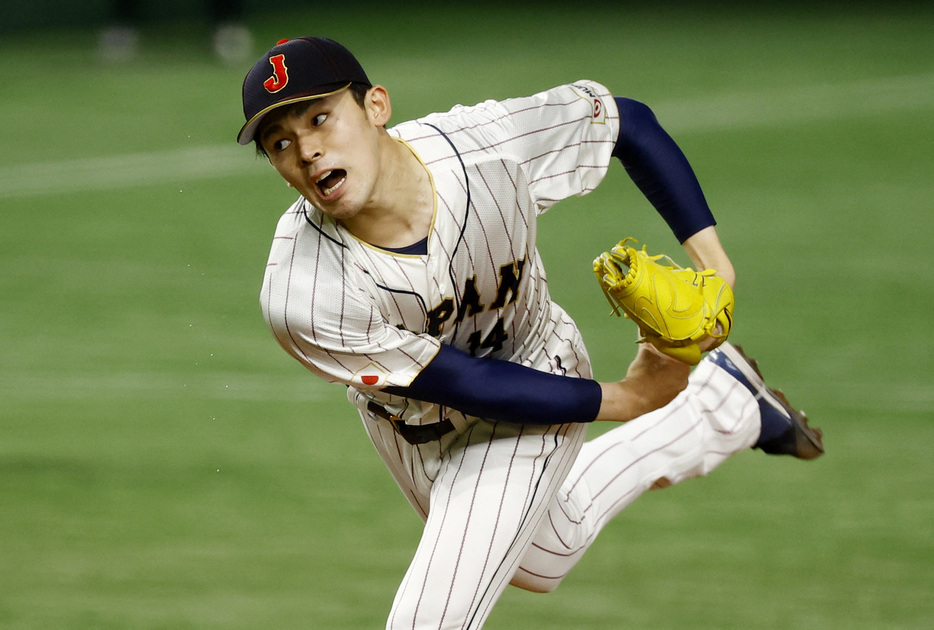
718, 343, 825, 460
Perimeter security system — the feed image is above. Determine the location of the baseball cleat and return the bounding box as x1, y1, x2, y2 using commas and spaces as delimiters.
706, 343, 825, 460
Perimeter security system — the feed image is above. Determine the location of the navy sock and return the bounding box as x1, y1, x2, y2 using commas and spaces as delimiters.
754, 402, 793, 449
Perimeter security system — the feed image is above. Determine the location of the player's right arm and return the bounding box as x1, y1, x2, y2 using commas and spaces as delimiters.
384, 342, 688, 425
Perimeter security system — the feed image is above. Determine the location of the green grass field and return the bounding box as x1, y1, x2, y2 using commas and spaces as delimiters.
2, 3, 932, 628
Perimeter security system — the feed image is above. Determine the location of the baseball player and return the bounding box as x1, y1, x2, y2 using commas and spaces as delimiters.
237, 37, 824, 629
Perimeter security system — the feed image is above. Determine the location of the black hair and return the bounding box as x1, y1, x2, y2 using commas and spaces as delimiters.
254, 82, 371, 158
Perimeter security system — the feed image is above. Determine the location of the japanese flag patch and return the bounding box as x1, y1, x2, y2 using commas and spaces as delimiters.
354, 364, 388, 387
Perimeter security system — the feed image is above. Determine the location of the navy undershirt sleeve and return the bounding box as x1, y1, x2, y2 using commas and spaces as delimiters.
383, 344, 603, 425
613, 96, 716, 243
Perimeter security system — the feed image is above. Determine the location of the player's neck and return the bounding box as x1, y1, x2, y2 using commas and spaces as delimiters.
342, 136, 434, 249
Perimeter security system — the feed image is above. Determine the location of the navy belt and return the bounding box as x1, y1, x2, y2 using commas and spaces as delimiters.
367, 402, 456, 445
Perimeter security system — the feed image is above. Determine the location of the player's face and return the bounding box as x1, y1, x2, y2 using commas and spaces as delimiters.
259, 87, 387, 221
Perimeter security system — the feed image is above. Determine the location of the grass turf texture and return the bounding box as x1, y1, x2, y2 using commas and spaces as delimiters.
1, 3, 933, 628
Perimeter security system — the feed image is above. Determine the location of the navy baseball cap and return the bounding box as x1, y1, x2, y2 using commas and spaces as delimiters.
237, 37, 371, 145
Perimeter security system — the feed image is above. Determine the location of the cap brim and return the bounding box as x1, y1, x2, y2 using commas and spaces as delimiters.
237, 83, 352, 146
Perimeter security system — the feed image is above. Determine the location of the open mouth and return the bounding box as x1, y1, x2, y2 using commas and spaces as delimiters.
316, 169, 347, 197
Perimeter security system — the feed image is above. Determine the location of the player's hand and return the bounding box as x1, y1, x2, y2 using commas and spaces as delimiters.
596, 344, 690, 423
625, 343, 691, 411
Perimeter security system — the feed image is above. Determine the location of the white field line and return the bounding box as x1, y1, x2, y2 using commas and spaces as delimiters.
1, 73, 932, 200
656, 72, 934, 134
0, 144, 264, 200
0, 371, 328, 402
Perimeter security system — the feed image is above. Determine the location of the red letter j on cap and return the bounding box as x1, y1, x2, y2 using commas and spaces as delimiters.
264, 54, 289, 93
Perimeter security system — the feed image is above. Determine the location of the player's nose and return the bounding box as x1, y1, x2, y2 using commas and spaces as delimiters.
295, 132, 322, 164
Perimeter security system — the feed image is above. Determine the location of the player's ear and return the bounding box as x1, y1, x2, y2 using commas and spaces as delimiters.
366, 85, 392, 127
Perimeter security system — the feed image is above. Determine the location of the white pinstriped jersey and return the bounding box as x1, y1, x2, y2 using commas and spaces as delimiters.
260, 81, 620, 425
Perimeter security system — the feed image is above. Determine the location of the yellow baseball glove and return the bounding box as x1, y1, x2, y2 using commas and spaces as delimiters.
593, 238, 734, 365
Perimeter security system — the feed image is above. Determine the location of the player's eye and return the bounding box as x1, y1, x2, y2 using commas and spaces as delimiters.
273, 138, 291, 152
312, 113, 328, 127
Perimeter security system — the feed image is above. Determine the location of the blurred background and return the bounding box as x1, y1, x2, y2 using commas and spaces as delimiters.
1, 1, 932, 628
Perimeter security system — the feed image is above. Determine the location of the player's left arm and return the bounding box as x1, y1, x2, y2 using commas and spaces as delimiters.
612, 96, 735, 288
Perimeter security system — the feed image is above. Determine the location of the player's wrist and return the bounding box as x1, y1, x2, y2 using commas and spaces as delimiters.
681, 226, 735, 289
595, 381, 641, 422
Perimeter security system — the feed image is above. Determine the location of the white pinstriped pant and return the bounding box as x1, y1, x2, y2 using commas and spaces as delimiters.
360, 358, 761, 629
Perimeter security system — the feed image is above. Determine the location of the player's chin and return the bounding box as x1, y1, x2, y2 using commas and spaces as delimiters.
311, 184, 352, 211
313, 195, 362, 222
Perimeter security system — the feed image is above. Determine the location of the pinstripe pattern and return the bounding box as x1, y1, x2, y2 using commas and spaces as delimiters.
261, 82, 620, 628
364, 358, 759, 625
361, 414, 588, 629
259, 81, 760, 628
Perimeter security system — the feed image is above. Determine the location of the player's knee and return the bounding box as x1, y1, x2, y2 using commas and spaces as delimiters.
510, 569, 563, 593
